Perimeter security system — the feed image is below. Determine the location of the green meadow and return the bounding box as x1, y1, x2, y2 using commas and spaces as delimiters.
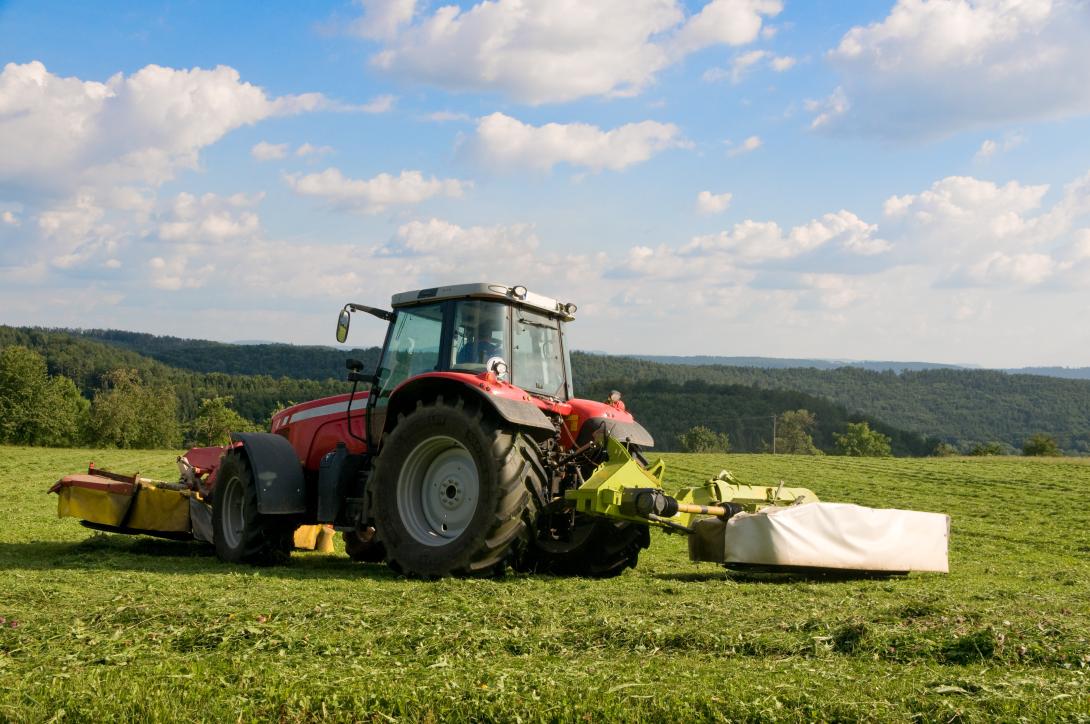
1, 447, 1087, 722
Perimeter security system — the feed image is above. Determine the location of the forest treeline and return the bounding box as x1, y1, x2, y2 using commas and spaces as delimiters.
3, 325, 1087, 453
576, 377, 936, 455
573, 353, 1090, 454
0, 327, 351, 430
74, 328, 381, 381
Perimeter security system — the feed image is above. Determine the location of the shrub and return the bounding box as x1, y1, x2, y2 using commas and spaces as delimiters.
678, 425, 730, 453
834, 421, 892, 457
1022, 433, 1061, 457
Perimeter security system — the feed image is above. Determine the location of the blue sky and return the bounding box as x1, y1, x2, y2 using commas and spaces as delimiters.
2, 0, 1090, 366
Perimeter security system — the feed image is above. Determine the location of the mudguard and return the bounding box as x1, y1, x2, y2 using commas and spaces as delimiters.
577, 417, 655, 449
230, 432, 307, 514
387, 374, 556, 437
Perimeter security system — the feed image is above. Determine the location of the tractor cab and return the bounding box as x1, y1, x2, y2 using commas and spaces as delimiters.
339, 283, 578, 404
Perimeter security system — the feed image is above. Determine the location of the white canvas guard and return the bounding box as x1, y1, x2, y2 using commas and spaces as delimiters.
713, 502, 949, 573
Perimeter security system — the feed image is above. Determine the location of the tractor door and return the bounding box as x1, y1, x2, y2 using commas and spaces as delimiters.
368, 302, 445, 440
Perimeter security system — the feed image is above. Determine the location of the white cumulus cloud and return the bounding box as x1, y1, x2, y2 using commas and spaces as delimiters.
295, 143, 334, 157
0, 61, 340, 192
380, 218, 539, 258
471, 112, 685, 172
251, 141, 289, 161
697, 190, 733, 214
350, 0, 416, 40
157, 192, 263, 242
816, 0, 1090, 138
285, 168, 470, 213
728, 135, 762, 156
359, 94, 396, 113
684, 210, 889, 262
365, 0, 781, 104
704, 49, 796, 84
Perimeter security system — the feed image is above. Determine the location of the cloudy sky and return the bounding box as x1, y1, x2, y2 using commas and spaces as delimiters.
2, 0, 1090, 366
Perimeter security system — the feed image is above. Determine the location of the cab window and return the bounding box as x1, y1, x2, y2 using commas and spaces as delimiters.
450, 301, 510, 372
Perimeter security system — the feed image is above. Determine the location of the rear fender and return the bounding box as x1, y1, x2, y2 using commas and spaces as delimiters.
385, 374, 556, 441
566, 398, 655, 449
230, 432, 307, 514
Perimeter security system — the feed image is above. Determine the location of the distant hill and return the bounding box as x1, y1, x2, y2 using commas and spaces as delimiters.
0, 326, 352, 424
74, 329, 381, 380
628, 354, 967, 372
575, 353, 1090, 454
1010, 366, 1090, 380
628, 354, 1090, 380
6, 325, 1090, 454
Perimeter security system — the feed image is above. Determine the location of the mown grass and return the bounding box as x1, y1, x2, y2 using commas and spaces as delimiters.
1, 446, 1088, 722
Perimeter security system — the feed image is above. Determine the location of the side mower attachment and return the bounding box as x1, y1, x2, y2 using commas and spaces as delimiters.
567, 437, 949, 575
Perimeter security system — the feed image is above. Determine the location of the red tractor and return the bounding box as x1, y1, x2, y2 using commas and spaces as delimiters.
210, 283, 654, 577
52, 282, 952, 577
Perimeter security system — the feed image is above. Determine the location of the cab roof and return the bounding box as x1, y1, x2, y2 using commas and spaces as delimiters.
391, 283, 576, 320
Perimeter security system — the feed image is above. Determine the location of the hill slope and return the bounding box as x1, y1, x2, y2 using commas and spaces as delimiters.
629, 354, 1090, 379
574, 354, 1090, 453
0, 326, 351, 424
74, 328, 381, 380
7, 326, 1090, 453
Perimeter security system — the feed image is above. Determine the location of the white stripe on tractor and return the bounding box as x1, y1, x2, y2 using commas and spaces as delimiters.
288, 397, 367, 425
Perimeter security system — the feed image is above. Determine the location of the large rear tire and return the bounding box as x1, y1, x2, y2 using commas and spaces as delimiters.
371, 397, 541, 577
516, 514, 650, 578
212, 451, 294, 566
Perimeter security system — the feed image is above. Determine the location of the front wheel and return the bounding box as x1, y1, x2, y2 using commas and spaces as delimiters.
371, 397, 541, 577
212, 452, 294, 566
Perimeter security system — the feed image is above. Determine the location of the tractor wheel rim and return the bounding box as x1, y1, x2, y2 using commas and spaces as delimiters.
221, 475, 245, 549
396, 435, 480, 546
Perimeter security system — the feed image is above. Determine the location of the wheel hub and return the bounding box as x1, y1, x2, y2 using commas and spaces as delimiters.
396, 436, 480, 546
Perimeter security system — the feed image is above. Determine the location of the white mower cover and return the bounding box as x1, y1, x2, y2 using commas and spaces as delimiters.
707, 502, 949, 573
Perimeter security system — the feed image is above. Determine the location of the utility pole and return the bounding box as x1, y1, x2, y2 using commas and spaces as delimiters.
771, 415, 777, 454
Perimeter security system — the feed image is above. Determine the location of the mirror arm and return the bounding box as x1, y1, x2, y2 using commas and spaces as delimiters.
346, 303, 393, 322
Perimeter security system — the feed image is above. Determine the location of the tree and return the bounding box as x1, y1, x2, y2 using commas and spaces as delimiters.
969, 442, 1005, 456
775, 409, 823, 455
1023, 433, 1061, 457
834, 421, 892, 457
189, 396, 259, 446
43, 375, 90, 446
678, 425, 730, 453
0, 345, 86, 446
931, 441, 959, 457
88, 369, 180, 448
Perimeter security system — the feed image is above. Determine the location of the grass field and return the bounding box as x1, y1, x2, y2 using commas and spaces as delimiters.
1, 446, 1088, 722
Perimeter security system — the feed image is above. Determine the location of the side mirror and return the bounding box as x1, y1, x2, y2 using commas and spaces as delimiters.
336, 308, 351, 343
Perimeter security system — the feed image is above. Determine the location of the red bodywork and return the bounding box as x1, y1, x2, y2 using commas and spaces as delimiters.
270, 371, 643, 471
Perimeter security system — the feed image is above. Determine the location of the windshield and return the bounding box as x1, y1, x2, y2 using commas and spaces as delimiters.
512, 309, 570, 400
375, 302, 444, 401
